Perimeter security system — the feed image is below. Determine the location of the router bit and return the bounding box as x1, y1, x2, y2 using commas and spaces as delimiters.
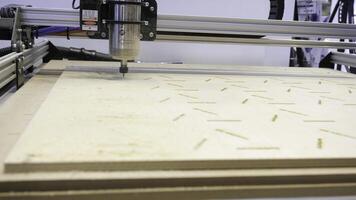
120, 60, 129, 78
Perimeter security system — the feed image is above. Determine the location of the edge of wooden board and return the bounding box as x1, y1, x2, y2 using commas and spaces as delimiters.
5, 158, 356, 173
1, 183, 356, 200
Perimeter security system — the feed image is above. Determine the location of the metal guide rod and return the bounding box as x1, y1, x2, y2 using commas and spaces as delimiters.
22, 40, 48, 57
0, 53, 17, 91
157, 35, 356, 50
23, 45, 49, 70
0, 64, 16, 82
20, 7, 356, 39
0, 53, 19, 69
0, 40, 49, 82
0, 40, 49, 65
0, 74, 16, 89
43, 65, 352, 79
329, 52, 356, 67
0, 60, 16, 90
157, 15, 356, 39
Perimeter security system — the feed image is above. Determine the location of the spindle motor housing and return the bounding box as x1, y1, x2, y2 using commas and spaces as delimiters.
79, 0, 157, 63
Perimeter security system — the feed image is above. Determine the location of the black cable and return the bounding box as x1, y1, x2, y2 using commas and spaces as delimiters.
269, 0, 285, 20
0, 47, 12, 57
56, 46, 117, 62
0, 6, 15, 18
291, 0, 308, 67
329, 0, 341, 22
0, 4, 31, 18
72, 0, 80, 9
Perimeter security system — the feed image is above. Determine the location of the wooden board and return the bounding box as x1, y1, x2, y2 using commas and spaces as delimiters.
1, 183, 356, 200
4, 63, 356, 172
1, 61, 356, 199
0, 76, 58, 172
2, 167, 356, 193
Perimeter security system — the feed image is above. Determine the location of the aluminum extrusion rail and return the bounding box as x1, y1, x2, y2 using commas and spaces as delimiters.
328, 52, 356, 68
0, 53, 18, 89
0, 40, 49, 89
19, 7, 356, 39
156, 35, 356, 49
19, 7, 80, 27
157, 15, 356, 39
18, 7, 356, 49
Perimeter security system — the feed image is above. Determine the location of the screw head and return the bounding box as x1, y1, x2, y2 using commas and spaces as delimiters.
101, 32, 107, 38
149, 32, 154, 37
139, 34, 143, 39
144, 2, 149, 7
144, 21, 149, 26
150, 6, 155, 12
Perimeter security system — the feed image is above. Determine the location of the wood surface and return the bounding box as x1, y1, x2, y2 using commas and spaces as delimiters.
0, 76, 58, 172
2, 167, 356, 193
1, 183, 356, 200
4, 62, 356, 172
1, 61, 356, 198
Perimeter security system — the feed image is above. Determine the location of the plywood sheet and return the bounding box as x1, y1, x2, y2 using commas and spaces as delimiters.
0, 76, 58, 172
2, 183, 356, 200
5, 65, 356, 172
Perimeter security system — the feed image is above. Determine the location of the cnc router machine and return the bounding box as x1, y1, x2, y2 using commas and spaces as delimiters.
2, 1, 356, 199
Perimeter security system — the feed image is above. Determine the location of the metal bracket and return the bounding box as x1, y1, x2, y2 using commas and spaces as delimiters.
15, 56, 25, 88
11, 7, 24, 53
140, 0, 157, 41
23, 26, 34, 48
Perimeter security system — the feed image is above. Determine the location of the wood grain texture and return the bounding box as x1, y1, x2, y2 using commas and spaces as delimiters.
4, 63, 356, 172
2, 167, 356, 193
1, 183, 356, 200
0, 75, 58, 172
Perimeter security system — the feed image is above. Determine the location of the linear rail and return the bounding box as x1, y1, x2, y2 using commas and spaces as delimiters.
157, 15, 356, 39
157, 35, 356, 49
0, 40, 49, 90
328, 52, 356, 68
18, 7, 356, 49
